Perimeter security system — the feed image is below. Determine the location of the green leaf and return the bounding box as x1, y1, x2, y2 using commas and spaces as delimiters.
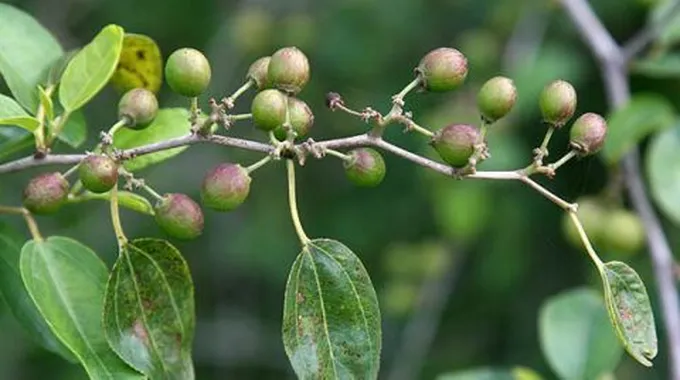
113, 108, 191, 171
70, 190, 155, 215
539, 287, 622, 380
20, 236, 144, 379
651, 0, 680, 47
47, 49, 79, 87
38, 86, 54, 121
59, 24, 124, 112
631, 53, 680, 78
436, 367, 543, 380
601, 94, 675, 164
600, 261, 657, 367
55, 110, 87, 148
646, 125, 680, 225
282, 239, 381, 379
0, 224, 75, 361
0, 3, 64, 112
104, 238, 195, 379
0, 93, 40, 132
0, 127, 33, 162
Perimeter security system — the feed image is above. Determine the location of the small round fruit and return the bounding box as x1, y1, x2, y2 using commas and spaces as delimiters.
416, 47, 468, 92
601, 209, 645, 255
431, 124, 480, 167
118, 88, 158, 129
22, 172, 69, 214
569, 112, 607, 156
154, 193, 204, 240
165, 48, 211, 97
477, 76, 517, 123
201, 163, 252, 211
251, 89, 288, 131
562, 197, 606, 249
79, 155, 118, 194
344, 148, 386, 187
267, 46, 310, 94
247, 56, 271, 90
539, 79, 577, 127
273, 97, 314, 140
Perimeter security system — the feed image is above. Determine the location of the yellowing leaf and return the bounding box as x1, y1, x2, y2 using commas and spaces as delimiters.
110, 34, 163, 94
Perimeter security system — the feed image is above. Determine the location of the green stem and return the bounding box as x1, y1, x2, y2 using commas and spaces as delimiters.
568, 211, 604, 269
142, 184, 164, 202
325, 148, 351, 161
394, 77, 421, 102
286, 159, 311, 246
61, 163, 80, 179
535, 126, 555, 162
225, 80, 254, 105
409, 121, 434, 138
190, 97, 199, 114
228, 113, 253, 122
246, 155, 273, 173
520, 176, 575, 211
109, 186, 128, 247
0, 206, 43, 241
46, 109, 71, 146
549, 150, 578, 171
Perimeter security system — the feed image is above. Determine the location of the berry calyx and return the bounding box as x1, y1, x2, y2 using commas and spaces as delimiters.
569, 113, 607, 156
562, 197, 606, 249
165, 48, 211, 97
23, 172, 69, 214
416, 47, 468, 92
251, 89, 288, 131
601, 209, 645, 255
118, 88, 158, 130
273, 97, 314, 141
344, 148, 386, 187
431, 124, 480, 167
539, 79, 577, 127
477, 76, 517, 123
154, 193, 204, 240
267, 46, 310, 94
247, 56, 271, 90
78, 155, 118, 194
201, 163, 252, 211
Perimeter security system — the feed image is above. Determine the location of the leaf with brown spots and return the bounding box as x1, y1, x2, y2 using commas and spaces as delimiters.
600, 261, 657, 367
103, 238, 195, 379
282, 239, 381, 379
110, 34, 163, 94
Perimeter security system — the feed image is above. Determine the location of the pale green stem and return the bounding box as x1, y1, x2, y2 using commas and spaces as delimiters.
61, 163, 80, 179
549, 150, 578, 171
190, 97, 199, 114
409, 122, 434, 138
225, 80, 254, 106
0, 206, 43, 241
47, 109, 71, 146
228, 113, 253, 122
393, 77, 421, 101
246, 155, 273, 173
568, 211, 604, 269
142, 184, 164, 202
538, 127, 555, 158
110, 186, 128, 247
286, 159, 311, 246
520, 176, 575, 211
325, 148, 351, 161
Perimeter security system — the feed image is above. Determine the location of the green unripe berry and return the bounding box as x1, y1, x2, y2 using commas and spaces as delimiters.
539, 79, 577, 127
416, 47, 468, 92
477, 76, 517, 123
201, 163, 252, 211
273, 97, 314, 141
601, 209, 645, 255
569, 112, 607, 156
154, 193, 204, 240
431, 124, 480, 167
165, 48, 211, 97
118, 88, 158, 129
562, 197, 606, 249
251, 89, 288, 131
344, 148, 386, 187
267, 46, 310, 94
23, 172, 69, 214
79, 155, 118, 194
247, 56, 271, 90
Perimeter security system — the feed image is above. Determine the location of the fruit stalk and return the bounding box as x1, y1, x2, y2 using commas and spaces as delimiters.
286, 159, 310, 246
0, 205, 43, 241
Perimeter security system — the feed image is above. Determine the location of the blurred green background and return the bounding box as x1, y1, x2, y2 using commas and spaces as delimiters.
0, 0, 676, 378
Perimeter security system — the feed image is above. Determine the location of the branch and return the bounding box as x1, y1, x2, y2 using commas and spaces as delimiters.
560, 1, 680, 378
622, 0, 680, 61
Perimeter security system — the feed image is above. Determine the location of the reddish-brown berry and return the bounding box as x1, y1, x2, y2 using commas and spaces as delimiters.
201, 163, 252, 211
79, 155, 118, 194
431, 124, 480, 167
23, 172, 69, 214
154, 193, 204, 240
416, 48, 468, 92
569, 113, 607, 156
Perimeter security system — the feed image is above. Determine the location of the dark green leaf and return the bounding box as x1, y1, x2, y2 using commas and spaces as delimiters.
631, 53, 680, 78
601, 94, 675, 164
0, 93, 40, 132
600, 261, 657, 367
0, 3, 63, 112
55, 110, 87, 148
282, 239, 381, 379
20, 236, 144, 379
539, 287, 622, 380
104, 238, 195, 379
0, 127, 33, 162
646, 125, 680, 225
59, 24, 124, 112
113, 108, 191, 171
0, 223, 75, 361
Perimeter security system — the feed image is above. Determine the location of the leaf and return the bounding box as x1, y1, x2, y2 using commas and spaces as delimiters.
0, 127, 33, 162
600, 261, 657, 367
631, 53, 680, 78
282, 239, 381, 379
436, 367, 543, 380
0, 3, 64, 112
0, 93, 40, 132
539, 287, 622, 380
55, 110, 87, 148
59, 24, 124, 112
646, 125, 680, 225
38, 86, 54, 121
47, 49, 79, 87
110, 34, 163, 94
0, 223, 75, 361
71, 190, 155, 215
20, 236, 144, 379
103, 238, 195, 379
113, 108, 191, 171
601, 94, 675, 164
651, 0, 680, 47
